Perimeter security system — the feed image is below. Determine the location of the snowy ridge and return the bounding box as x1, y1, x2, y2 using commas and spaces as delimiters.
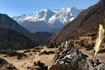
13, 7, 82, 32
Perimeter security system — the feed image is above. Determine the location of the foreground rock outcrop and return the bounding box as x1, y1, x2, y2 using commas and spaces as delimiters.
50, 40, 105, 70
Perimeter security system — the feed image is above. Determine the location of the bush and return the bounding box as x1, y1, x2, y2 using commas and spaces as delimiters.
23, 49, 31, 53
39, 51, 55, 55
1, 50, 27, 60
34, 61, 48, 70
8, 64, 17, 70
32, 49, 40, 52
85, 42, 94, 50
49, 64, 77, 70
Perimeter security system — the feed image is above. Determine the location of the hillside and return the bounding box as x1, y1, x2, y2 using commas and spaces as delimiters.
0, 13, 29, 34
31, 32, 53, 44
0, 27, 37, 50
48, 0, 105, 44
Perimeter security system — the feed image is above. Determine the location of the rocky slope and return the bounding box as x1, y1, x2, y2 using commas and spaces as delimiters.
48, 0, 105, 44
13, 7, 81, 32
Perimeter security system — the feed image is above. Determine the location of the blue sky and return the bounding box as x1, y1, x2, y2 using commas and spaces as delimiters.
0, 0, 99, 17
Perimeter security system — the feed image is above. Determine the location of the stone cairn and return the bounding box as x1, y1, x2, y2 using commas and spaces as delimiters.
50, 40, 105, 70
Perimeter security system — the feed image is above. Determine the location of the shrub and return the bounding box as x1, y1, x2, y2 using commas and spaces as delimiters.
39, 51, 55, 55
49, 64, 77, 70
23, 49, 31, 53
34, 61, 48, 70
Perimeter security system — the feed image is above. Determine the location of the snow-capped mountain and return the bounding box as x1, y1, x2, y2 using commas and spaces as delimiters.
13, 7, 82, 32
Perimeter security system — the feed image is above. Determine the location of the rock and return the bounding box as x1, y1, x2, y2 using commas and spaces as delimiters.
34, 61, 48, 70
8, 64, 17, 70
0, 58, 8, 65
0, 58, 17, 70
50, 40, 105, 70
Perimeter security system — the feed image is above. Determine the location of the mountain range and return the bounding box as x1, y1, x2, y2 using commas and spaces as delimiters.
13, 7, 82, 32
48, 0, 105, 44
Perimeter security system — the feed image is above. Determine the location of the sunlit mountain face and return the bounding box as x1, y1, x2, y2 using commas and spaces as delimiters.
13, 7, 82, 32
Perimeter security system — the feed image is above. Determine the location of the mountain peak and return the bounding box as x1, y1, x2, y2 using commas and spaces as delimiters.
13, 7, 81, 32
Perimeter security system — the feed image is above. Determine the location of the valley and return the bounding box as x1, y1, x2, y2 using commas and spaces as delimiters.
0, 34, 105, 70
0, 0, 105, 70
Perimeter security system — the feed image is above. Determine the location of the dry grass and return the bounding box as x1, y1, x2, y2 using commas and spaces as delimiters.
0, 46, 58, 70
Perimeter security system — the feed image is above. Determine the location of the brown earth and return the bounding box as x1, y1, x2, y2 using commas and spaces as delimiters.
0, 46, 58, 70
